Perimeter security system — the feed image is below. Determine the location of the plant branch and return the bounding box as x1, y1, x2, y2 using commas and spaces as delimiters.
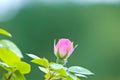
7, 72, 13, 80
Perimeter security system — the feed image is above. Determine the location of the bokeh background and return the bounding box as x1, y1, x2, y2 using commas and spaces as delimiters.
0, 0, 120, 80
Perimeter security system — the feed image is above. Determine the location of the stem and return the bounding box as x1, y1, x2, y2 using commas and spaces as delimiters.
47, 66, 56, 80
56, 58, 67, 65
48, 70, 52, 80
48, 72, 55, 80
7, 72, 13, 80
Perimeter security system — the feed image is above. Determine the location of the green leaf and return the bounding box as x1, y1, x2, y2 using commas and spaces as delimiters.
68, 66, 94, 75
0, 61, 10, 68
76, 78, 81, 80
50, 63, 67, 77
0, 61, 14, 72
56, 68, 67, 76
75, 74, 87, 78
0, 40, 23, 58
14, 61, 31, 74
51, 76, 61, 80
67, 72, 78, 80
0, 47, 21, 66
3, 71, 26, 80
62, 76, 73, 80
0, 29, 12, 37
38, 66, 48, 73
27, 54, 40, 59
14, 70, 26, 80
44, 72, 50, 79
50, 63, 63, 70
31, 58, 49, 67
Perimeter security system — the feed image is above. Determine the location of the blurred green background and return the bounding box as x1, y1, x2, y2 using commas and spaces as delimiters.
0, 1, 120, 80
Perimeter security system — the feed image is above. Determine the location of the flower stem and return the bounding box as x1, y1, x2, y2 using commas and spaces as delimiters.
56, 58, 67, 65
7, 72, 13, 80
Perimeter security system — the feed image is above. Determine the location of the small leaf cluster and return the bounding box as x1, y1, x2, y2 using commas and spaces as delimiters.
0, 28, 94, 80
0, 29, 31, 80
28, 54, 94, 80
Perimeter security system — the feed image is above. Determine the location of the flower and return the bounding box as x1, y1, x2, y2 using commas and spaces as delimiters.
54, 38, 75, 59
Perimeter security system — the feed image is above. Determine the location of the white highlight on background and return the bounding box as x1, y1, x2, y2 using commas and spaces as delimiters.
0, 0, 120, 22
0, 0, 28, 22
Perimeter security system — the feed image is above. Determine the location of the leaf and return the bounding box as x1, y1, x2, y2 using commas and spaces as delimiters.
0, 61, 10, 68
56, 68, 67, 76
75, 74, 87, 78
38, 66, 48, 73
68, 66, 94, 75
0, 61, 14, 72
44, 72, 50, 79
51, 76, 61, 80
0, 40, 23, 58
0, 47, 21, 66
14, 61, 31, 74
67, 72, 77, 80
0, 29, 12, 37
76, 78, 81, 80
50, 63, 67, 77
14, 70, 26, 80
0, 44, 2, 47
62, 76, 73, 80
27, 54, 40, 59
50, 63, 63, 70
31, 58, 49, 67
3, 70, 26, 80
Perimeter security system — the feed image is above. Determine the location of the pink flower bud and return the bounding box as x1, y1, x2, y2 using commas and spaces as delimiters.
54, 38, 74, 59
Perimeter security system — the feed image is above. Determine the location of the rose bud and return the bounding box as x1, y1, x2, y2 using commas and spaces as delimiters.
54, 38, 76, 65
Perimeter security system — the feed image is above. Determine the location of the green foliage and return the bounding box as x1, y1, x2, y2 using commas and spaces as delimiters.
68, 66, 94, 76
0, 28, 93, 80
0, 47, 21, 66
31, 58, 49, 67
14, 61, 31, 74
0, 29, 12, 37
0, 29, 31, 80
0, 40, 23, 58
28, 54, 93, 80
13, 70, 26, 80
